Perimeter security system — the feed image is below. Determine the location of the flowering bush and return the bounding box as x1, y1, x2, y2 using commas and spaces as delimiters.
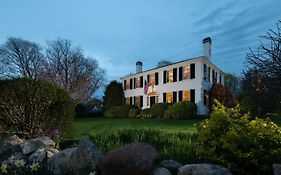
197, 100, 281, 175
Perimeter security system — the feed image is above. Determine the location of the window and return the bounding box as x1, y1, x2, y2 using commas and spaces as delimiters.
173, 68, 177, 82
168, 70, 173, 83
149, 73, 155, 85
135, 96, 142, 107
204, 90, 209, 106
183, 66, 190, 79
203, 64, 207, 80
136, 76, 144, 88
183, 90, 190, 101
125, 98, 130, 105
167, 92, 173, 103
190, 63, 195, 79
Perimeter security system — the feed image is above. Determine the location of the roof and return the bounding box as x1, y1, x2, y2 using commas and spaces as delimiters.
120, 56, 224, 79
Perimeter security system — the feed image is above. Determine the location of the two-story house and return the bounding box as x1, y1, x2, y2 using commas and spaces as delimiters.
120, 37, 224, 115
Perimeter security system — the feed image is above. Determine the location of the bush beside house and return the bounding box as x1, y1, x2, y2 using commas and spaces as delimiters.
163, 102, 197, 120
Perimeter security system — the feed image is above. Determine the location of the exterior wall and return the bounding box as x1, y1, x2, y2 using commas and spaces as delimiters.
121, 57, 224, 115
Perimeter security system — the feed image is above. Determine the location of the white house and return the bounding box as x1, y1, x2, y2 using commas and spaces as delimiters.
120, 37, 224, 115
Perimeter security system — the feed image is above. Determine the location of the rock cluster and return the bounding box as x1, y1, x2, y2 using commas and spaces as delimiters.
0, 135, 235, 175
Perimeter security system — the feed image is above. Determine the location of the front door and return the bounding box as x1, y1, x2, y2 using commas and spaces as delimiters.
150, 96, 156, 107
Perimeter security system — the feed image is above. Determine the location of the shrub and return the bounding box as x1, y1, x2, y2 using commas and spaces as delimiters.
150, 103, 171, 118
163, 101, 197, 119
104, 105, 134, 118
137, 108, 152, 119
128, 108, 141, 118
197, 100, 281, 175
0, 78, 75, 138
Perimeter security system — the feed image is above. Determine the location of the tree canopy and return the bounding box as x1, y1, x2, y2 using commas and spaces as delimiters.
103, 80, 124, 111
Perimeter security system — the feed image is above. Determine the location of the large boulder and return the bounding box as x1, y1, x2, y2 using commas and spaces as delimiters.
178, 164, 232, 175
28, 148, 55, 163
153, 167, 172, 175
50, 147, 77, 174
0, 135, 23, 153
99, 142, 160, 175
21, 136, 55, 155
273, 164, 281, 175
159, 160, 182, 175
50, 136, 103, 175
0, 135, 24, 161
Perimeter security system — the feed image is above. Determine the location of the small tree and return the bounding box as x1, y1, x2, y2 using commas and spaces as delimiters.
209, 83, 237, 110
103, 80, 124, 111
0, 78, 75, 138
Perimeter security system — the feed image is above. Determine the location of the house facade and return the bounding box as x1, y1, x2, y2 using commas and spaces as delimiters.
120, 37, 224, 115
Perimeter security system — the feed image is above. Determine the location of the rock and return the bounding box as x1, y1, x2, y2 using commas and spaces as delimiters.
178, 163, 232, 175
50, 136, 103, 175
47, 147, 60, 154
159, 160, 182, 175
99, 142, 160, 175
153, 167, 172, 175
21, 136, 55, 155
28, 148, 55, 163
0, 135, 23, 153
0, 135, 24, 161
273, 164, 281, 175
69, 136, 104, 174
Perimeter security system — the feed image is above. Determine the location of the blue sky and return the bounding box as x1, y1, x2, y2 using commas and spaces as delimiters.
0, 0, 280, 95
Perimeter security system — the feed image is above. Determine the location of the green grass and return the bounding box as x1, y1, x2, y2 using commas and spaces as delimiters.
70, 118, 202, 139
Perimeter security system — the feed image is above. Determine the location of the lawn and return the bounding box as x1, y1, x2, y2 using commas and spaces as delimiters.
70, 118, 202, 138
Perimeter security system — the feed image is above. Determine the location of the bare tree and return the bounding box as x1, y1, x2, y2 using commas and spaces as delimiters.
44, 38, 105, 102
0, 37, 44, 79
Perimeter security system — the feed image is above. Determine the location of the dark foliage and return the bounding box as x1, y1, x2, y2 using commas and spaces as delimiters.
103, 81, 124, 112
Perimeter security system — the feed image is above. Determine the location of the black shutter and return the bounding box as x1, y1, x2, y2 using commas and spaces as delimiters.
140, 96, 143, 107
219, 75, 222, 84
140, 76, 143, 87
133, 78, 136, 89
124, 80, 127, 90
163, 93, 167, 103
130, 79, 133, 89
173, 68, 177, 82
212, 70, 215, 82
178, 91, 183, 102
155, 72, 159, 85
190, 89, 195, 103
147, 74, 150, 84
190, 63, 195, 79
179, 67, 183, 81
133, 96, 136, 106
130, 97, 133, 105
203, 90, 207, 105
208, 67, 211, 81
163, 71, 167, 84
173, 91, 177, 102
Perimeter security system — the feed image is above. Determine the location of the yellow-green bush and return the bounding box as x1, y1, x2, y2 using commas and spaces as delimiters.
150, 103, 171, 119
163, 101, 197, 119
128, 108, 141, 118
197, 100, 281, 175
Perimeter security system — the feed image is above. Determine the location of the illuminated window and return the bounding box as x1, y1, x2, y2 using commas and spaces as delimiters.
135, 96, 141, 107
126, 80, 130, 90
183, 66, 190, 79
167, 92, 173, 103
149, 73, 155, 85
137, 77, 141, 88
183, 90, 190, 101
125, 98, 130, 105
168, 70, 173, 83
204, 90, 209, 106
